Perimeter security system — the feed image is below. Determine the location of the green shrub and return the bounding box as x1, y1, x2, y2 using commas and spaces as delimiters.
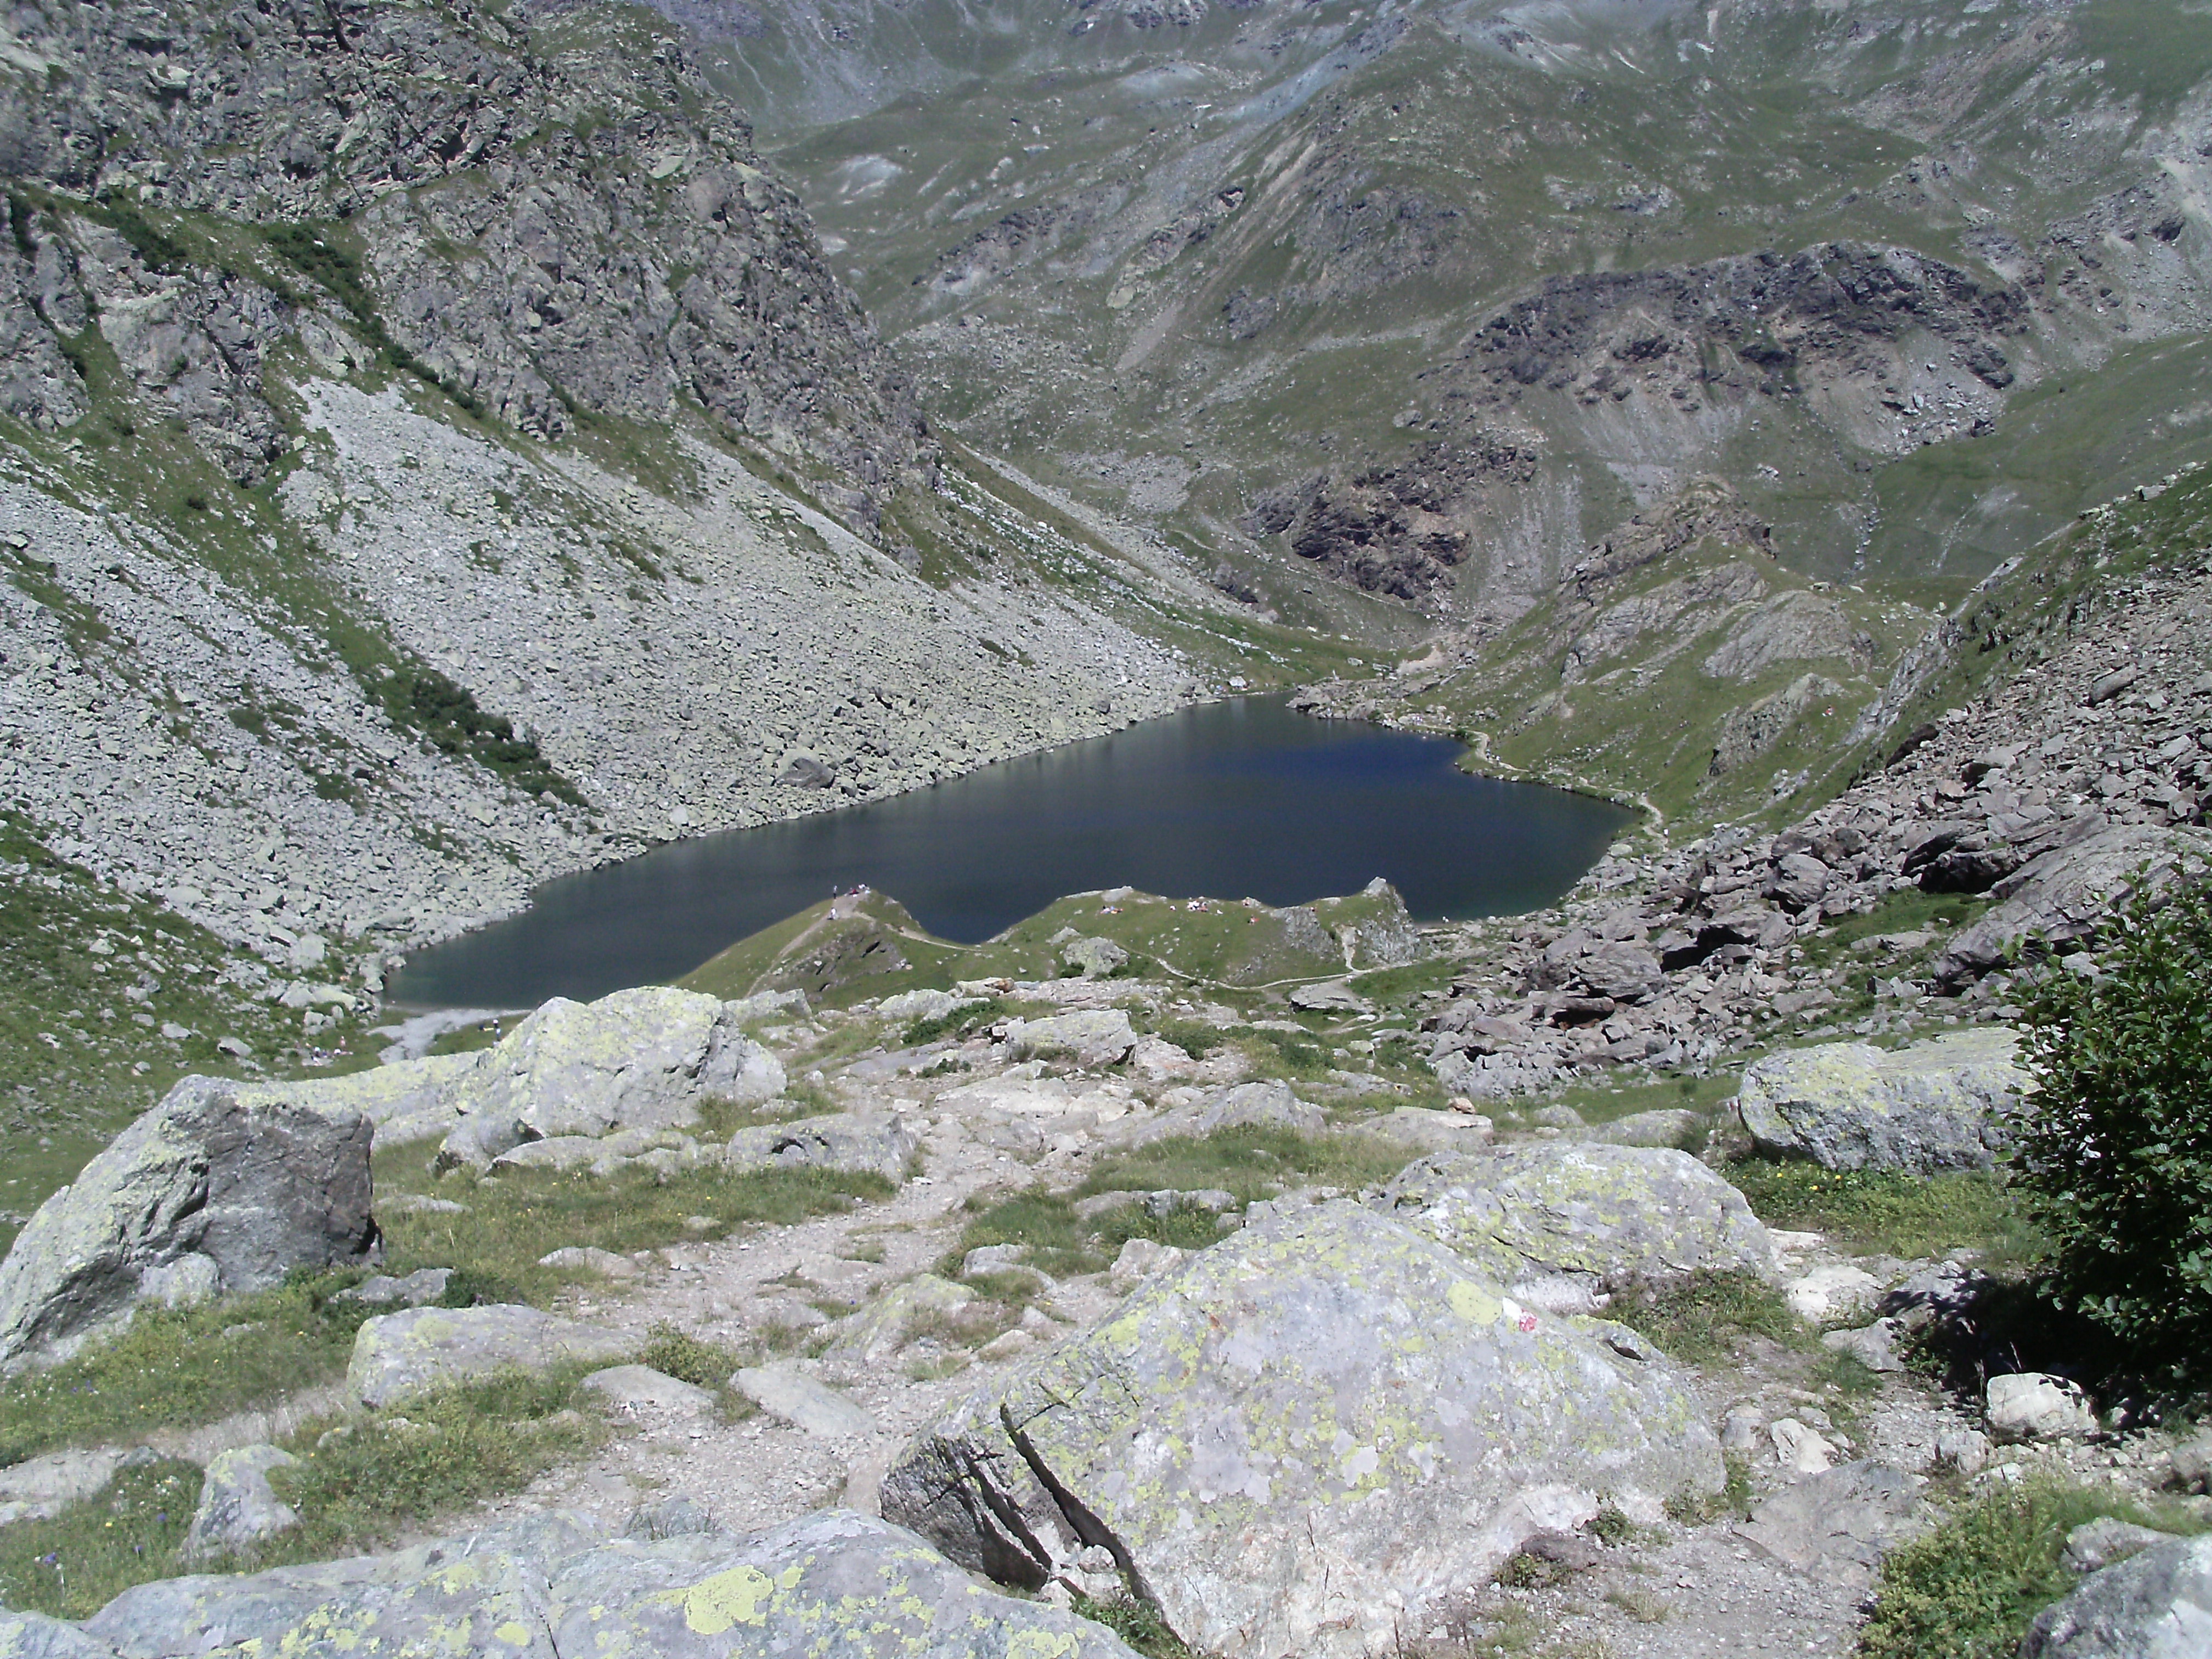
2012, 878, 2212, 1381
1151, 1019, 1225, 1059
1859, 1481, 2203, 1659
1724, 1161, 2039, 1265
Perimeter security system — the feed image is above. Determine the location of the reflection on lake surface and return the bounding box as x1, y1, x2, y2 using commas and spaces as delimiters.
390, 695, 1632, 1008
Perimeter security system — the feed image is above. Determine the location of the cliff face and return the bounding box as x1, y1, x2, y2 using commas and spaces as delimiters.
0, 0, 924, 516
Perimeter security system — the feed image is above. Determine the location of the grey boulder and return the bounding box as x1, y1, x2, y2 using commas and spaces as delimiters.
1060, 936, 1129, 979
2022, 1533, 2212, 1657
732, 1362, 879, 1439
1736, 1462, 1925, 1589
1124, 1079, 1325, 1146
346, 1304, 631, 1408
233, 1052, 478, 1148
77, 1508, 1136, 1659
1376, 1142, 1775, 1314
1002, 1009, 1138, 1066
724, 1113, 916, 1182
1935, 826, 2212, 985
0, 1078, 378, 1372
1585, 1108, 1704, 1149
180, 1444, 300, 1564
447, 986, 785, 1148
0, 1448, 125, 1527
583, 1365, 716, 1420
881, 1200, 1720, 1659
1733, 1029, 2025, 1173
0, 1611, 119, 1657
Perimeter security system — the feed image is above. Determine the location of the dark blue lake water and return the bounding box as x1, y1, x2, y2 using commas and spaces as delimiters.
388, 696, 1632, 1008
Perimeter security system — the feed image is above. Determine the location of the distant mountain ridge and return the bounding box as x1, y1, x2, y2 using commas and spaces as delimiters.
668, 0, 2212, 617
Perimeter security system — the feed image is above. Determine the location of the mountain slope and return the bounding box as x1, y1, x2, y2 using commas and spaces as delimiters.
680, 0, 2212, 621
0, 0, 1344, 1143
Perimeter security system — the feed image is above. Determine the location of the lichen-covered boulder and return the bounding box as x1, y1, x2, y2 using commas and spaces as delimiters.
1061, 936, 1130, 979
0, 1078, 379, 1373
1123, 1079, 1325, 1146
76, 1508, 1135, 1659
448, 986, 785, 1145
179, 1444, 300, 1564
1003, 1009, 1138, 1066
1734, 1029, 2025, 1173
1375, 1143, 1775, 1313
880, 1200, 1720, 1659
233, 1052, 479, 1148
0, 1610, 119, 1657
1934, 825, 2212, 985
346, 1305, 631, 1408
724, 1113, 916, 1182
2020, 1532, 2212, 1658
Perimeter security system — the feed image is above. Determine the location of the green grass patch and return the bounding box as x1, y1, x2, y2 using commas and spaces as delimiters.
377, 1143, 890, 1298
1860, 1481, 2208, 1659
1149, 1019, 1228, 1060
951, 1189, 1224, 1279
1611, 1271, 1807, 1366
1523, 1070, 1741, 1132
694, 1093, 841, 1135
950, 1127, 1413, 1278
903, 997, 1005, 1047
0, 1363, 620, 1618
1073, 1592, 1200, 1659
274, 1365, 604, 1558
1667, 1452, 1754, 1525
0, 1273, 377, 1467
1724, 1161, 2042, 1266
635, 1324, 753, 1418
0, 1455, 200, 1619
1081, 1125, 1413, 1205
1234, 1026, 1334, 1080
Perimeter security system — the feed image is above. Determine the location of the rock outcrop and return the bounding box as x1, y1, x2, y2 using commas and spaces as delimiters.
2021, 1532, 2212, 1658
179, 1445, 302, 1564
1733, 1029, 2027, 1173
59, 1508, 1139, 1659
346, 1305, 633, 1408
1376, 1143, 1776, 1314
1933, 826, 2212, 986
0, 1079, 378, 1372
881, 1200, 1720, 1659
424, 987, 785, 1171
724, 1113, 916, 1182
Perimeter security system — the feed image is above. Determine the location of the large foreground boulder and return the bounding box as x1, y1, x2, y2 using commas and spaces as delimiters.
1733, 1029, 2024, 1173
2021, 1532, 2212, 1657
65, 1508, 1137, 1658
1933, 825, 2212, 985
1375, 1143, 1775, 1313
0, 1079, 378, 1372
880, 1200, 1720, 1659
346, 1304, 631, 1407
